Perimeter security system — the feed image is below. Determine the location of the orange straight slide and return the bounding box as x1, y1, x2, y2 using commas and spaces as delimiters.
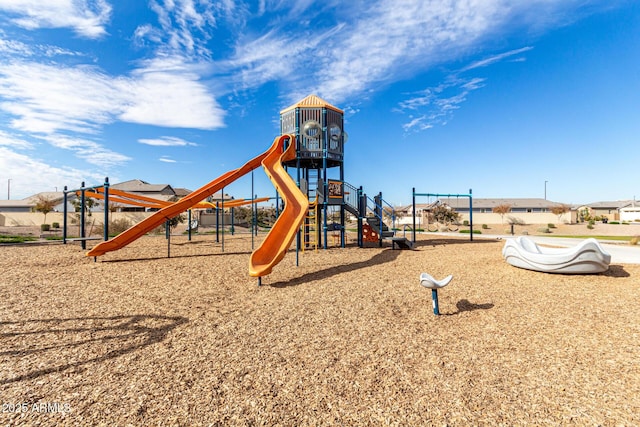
86, 136, 285, 258
249, 135, 309, 277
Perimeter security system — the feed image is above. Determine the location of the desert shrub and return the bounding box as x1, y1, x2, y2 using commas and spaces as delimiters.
630, 236, 639, 246
52, 222, 60, 228
587, 224, 594, 230
463, 220, 469, 226
537, 227, 551, 234
609, 221, 620, 224
548, 223, 556, 229
95, 218, 133, 237
459, 229, 481, 234
481, 224, 489, 229
40, 224, 50, 231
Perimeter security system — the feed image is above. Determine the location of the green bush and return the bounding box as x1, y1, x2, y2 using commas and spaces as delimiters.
40, 224, 50, 232
52, 222, 60, 229
537, 227, 551, 234
629, 236, 639, 245
609, 221, 620, 224
548, 223, 556, 229
587, 224, 594, 230
463, 220, 469, 226
459, 229, 481, 234
481, 224, 489, 229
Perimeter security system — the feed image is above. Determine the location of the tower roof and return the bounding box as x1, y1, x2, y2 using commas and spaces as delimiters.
280, 94, 343, 114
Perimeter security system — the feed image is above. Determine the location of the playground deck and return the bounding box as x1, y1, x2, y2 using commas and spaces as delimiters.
1, 233, 639, 425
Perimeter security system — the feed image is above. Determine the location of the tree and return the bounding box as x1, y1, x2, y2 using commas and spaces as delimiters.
34, 195, 57, 225
72, 196, 96, 216
429, 204, 460, 224
551, 204, 570, 222
492, 204, 511, 224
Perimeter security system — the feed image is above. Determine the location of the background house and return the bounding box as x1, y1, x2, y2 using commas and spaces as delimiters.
577, 200, 635, 222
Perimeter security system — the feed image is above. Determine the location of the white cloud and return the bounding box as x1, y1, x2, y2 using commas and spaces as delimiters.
0, 0, 112, 38
120, 64, 225, 129
139, 136, 197, 147
141, 0, 218, 58
0, 62, 123, 134
0, 59, 225, 134
398, 74, 488, 132
159, 156, 177, 163
397, 43, 535, 132
461, 47, 534, 72
0, 146, 104, 200
38, 134, 131, 168
228, 0, 614, 109
0, 130, 34, 149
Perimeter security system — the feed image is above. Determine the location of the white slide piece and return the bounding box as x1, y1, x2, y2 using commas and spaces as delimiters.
502, 236, 611, 274
419, 273, 453, 289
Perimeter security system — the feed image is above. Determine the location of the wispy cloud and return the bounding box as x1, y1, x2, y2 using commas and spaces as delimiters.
461, 46, 534, 72
0, 59, 224, 133
0, 146, 104, 199
397, 45, 533, 132
159, 156, 177, 163
137, 0, 220, 59
0, 130, 34, 149
0, 0, 112, 39
0, 34, 83, 58
38, 134, 131, 168
139, 136, 197, 147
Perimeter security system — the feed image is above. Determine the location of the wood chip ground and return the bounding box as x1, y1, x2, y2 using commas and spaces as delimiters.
1, 233, 639, 426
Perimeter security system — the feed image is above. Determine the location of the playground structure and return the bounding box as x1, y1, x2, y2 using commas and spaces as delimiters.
502, 236, 611, 274
69, 95, 413, 280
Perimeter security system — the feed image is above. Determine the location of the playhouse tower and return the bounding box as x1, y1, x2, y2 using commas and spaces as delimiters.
280, 95, 347, 248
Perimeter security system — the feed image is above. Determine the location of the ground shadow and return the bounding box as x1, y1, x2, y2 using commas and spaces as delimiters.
268, 248, 403, 288
411, 237, 500, 249
603, 265, 630, 278
441, 299, 494, 316
99, 250, 253, 263
0, 314, 188, 384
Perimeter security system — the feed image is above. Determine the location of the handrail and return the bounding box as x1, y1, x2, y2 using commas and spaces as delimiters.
343, 182, 359, 214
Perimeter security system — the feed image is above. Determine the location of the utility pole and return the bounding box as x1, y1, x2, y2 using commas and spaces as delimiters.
544, 180, 548, 200
7, 179, 11, 200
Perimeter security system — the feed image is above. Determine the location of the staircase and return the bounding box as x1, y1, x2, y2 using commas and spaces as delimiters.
365, 216, 395, 239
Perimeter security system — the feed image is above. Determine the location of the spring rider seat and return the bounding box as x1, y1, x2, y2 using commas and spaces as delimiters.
419, 273, 453, 315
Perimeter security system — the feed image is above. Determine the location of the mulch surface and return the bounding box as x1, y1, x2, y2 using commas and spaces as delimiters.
1, 233, 639, 426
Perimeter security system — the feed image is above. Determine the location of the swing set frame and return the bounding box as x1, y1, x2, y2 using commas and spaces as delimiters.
411, 187, 474, 243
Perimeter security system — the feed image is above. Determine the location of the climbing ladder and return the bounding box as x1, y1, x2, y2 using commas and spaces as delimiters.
302, 198, 318, 252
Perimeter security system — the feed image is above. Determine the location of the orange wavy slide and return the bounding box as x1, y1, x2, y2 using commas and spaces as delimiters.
249, 135, 308, 277
87, 135, 286, 258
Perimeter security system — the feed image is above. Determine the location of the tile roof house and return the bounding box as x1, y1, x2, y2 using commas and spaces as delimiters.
0, 191, 69, 213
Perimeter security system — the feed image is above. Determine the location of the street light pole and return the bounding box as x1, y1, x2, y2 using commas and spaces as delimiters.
7, 179, 11, 200
544, 180, 548, 200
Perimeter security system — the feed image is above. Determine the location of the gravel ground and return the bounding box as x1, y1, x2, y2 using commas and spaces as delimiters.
1, 232, 639, 426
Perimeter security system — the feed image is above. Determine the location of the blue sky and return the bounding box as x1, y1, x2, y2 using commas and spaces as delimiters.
0, 0, 638, 206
